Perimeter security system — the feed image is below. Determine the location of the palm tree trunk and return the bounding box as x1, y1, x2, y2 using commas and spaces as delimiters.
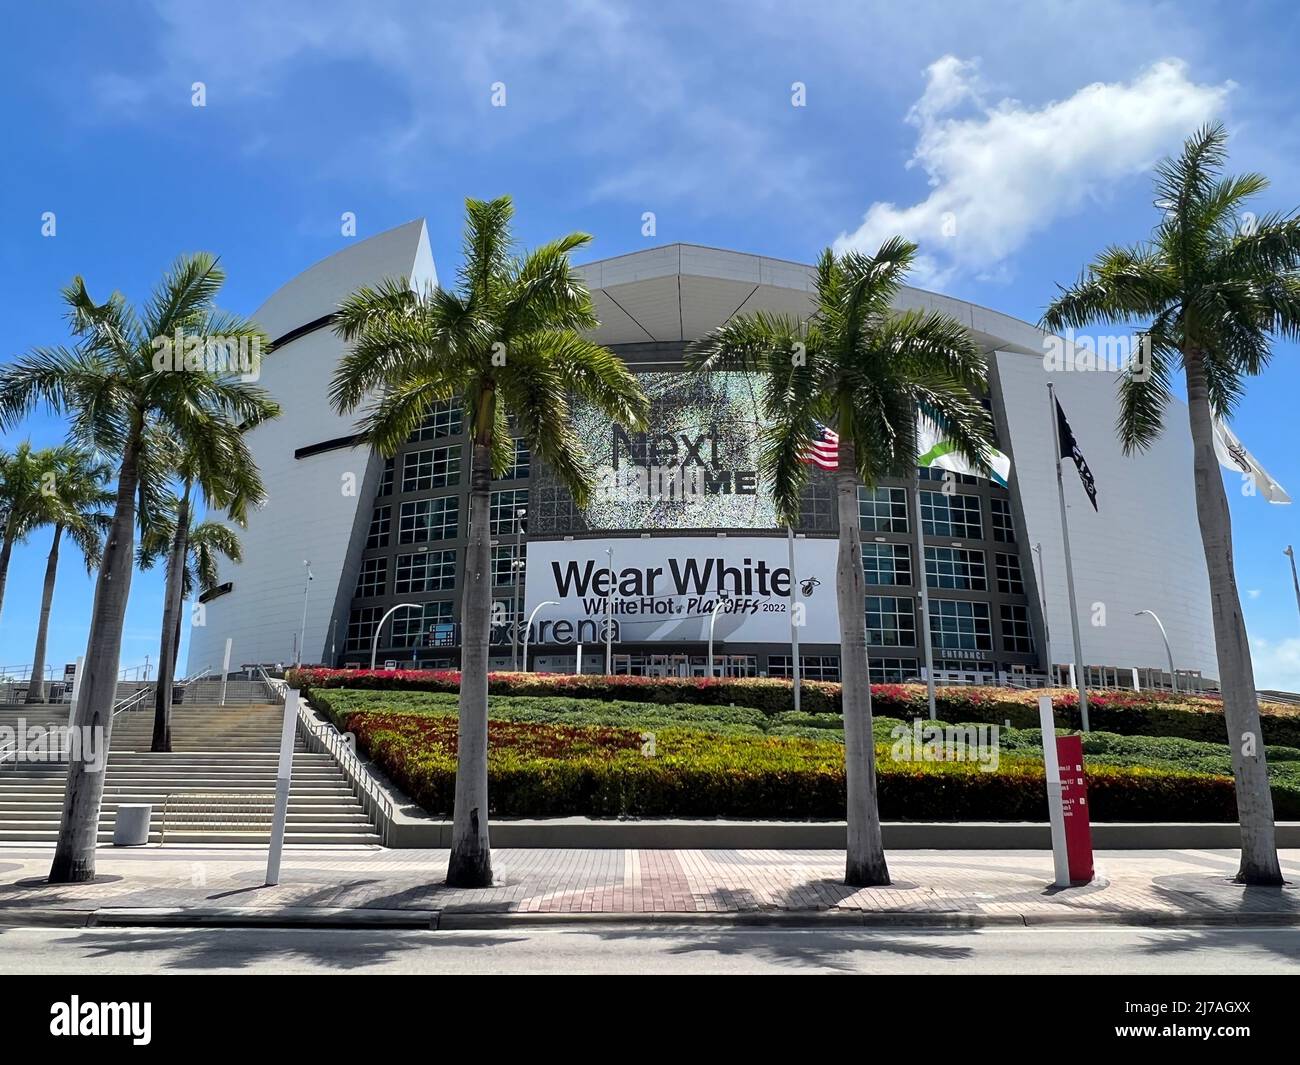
24, 525, 62, 705
1184, 346, 1282, 885
447, 435, 494, 887
0, 523, 15, 625
152, 484, 191, 752
836, 438, 890, 886
48, 433, 140, 884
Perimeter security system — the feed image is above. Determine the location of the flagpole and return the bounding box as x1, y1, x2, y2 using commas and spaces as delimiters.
787, 525, 801, 712
1047, 383, 1090, 732
1033, 541, 1051, 668
912, 473, 937, 719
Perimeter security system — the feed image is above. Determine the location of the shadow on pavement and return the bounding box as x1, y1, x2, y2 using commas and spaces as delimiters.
11, 927, 525, 972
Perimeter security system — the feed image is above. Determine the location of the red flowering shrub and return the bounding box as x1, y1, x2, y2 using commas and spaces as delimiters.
323, 696, 1262, 821
288, 666, 1300, 746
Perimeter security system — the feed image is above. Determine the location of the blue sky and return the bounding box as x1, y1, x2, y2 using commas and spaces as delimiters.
1, 0, 1298, 686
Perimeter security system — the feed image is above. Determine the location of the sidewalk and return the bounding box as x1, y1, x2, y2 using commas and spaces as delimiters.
1, 845, 1298, 928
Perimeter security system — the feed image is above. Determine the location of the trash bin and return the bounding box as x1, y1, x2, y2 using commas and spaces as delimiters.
113, 804, 152, 846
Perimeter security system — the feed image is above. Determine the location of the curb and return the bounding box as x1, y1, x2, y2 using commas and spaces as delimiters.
89, 906, 440, 929
382, 820, 1300, 850
5, 906, 1300, 931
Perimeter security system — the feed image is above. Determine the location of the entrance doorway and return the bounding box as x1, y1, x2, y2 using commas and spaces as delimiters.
611, 653, 758, 678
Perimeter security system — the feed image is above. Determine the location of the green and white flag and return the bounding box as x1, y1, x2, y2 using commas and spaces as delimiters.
916, 418, 1011, 487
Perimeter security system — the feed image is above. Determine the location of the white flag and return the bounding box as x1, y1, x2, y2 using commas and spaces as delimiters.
1213, 419, 1290, 504
916, 417, 1012, 487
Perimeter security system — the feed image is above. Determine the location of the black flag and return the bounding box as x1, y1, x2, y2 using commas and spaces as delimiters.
1056, 398, 1098, 510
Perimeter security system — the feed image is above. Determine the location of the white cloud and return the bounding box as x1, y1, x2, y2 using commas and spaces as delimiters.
834, 56, 1234, 286
1248, 588, 1262, 599
1250, 637, 1300, 694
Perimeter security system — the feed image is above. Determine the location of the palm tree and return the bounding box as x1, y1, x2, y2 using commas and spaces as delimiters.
139, 491, 247, 749
0, 442, 75, 625
138, 431, 263, 753
1042, 123, 1300, 885
24, 450, 114, 704
687, 238, 994, 886
329, 196, 649, 886
0, 254, 279, 883
0, 444, 20, 621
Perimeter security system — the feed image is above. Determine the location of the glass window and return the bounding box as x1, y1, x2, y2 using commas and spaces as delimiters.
492, 597, 520, 628
937, 659, 996, 675
996, 552, 1025, 595
869, 657, 919, 684
377, 457, 394, 497
490, 489, 529, 536
492, 544, 527, 586
918, 467, 977, 486
493, 438, 530, 481
861, 542, 911, 586
866, 595, 916, 647
858, 486, 908, 533
929, 599, 993, 652
1000, 603, 1035, 653
768, 655, 841, 682
390, 601, 456, 648
366, 505, 390, 550
354, 556, 387, 598
394, 550, 457, 594
402, 445, 461, 492
991, 497, 1015, 543
345, 606, 385, 653
920, 491, 982, 539
399, 496, 459, 543
409, 398, 463, 441
925, 546, 987, 590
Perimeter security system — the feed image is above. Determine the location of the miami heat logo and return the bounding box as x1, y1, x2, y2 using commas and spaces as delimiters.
800, 576, 820, 597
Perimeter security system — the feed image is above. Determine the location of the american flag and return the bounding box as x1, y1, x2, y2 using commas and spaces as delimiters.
799, 422, 839, 470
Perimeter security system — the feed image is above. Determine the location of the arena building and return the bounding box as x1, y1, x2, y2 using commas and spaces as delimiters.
186, 219, 1233, 686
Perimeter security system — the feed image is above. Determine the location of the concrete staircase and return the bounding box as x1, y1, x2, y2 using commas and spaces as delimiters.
0, 704, 382, 845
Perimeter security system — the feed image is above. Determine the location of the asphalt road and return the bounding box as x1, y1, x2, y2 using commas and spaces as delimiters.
2, 924, 1299, 974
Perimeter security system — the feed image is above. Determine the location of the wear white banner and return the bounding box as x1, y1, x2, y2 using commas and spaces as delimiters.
523, 535, 843, 646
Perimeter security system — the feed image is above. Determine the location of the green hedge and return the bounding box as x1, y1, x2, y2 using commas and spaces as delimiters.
316, 687, 1300, 805
291, 667, 1300, 748
314, 692, 1290, 822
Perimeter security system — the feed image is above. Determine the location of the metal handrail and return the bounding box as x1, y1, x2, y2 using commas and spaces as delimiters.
0, 664, 56, 683
161, 790, 275, 844
112, 687, 152, 718
294, 697, 393, 846
258, 666, 289, 702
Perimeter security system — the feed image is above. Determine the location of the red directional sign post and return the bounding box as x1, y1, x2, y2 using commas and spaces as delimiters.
1055, 734, 1094, 885
1038, 695, 1094, 887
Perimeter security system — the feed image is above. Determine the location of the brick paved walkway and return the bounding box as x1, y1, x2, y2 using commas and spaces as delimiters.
1, 846, 1298, 924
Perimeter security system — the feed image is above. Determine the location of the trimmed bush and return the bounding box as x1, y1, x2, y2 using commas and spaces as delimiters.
313, 689, 1295, 822
290, 666, 1300, 748
291, 666, 843, 713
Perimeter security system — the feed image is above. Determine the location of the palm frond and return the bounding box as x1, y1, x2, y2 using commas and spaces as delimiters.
460, 196, 516, 310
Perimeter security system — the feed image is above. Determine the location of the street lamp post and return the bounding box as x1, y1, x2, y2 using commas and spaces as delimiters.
520, 600, 559, 673
1285, 546, 1300, 628
1134, 609, 1177, 693
296, 560, 314, 666
371, 603, 423, 670
1032, 541, 1051, 668
707, 595, 729, 678
605, 546, 615, 674
511, 507, 527, 670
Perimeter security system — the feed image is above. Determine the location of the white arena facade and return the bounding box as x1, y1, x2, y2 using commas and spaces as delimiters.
186, 220, 1225, 687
